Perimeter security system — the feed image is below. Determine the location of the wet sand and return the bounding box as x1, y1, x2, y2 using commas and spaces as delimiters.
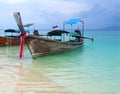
0, 63, 71, 94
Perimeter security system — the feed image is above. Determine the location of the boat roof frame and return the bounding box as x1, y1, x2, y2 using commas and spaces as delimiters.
63, 18, 84, 36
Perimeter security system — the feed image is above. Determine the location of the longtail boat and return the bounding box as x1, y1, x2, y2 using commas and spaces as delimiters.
13, 12, 93, 59
0, 29, 20, 46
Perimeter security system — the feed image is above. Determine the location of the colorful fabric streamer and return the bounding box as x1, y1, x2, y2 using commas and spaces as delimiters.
19, 32, 28, 59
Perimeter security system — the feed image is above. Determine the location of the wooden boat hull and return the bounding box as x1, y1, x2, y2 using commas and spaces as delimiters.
0, 36, 20, 46
25, 36, 84, 58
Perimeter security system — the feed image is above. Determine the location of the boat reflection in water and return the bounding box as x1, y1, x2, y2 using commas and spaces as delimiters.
0, 57, 71, 94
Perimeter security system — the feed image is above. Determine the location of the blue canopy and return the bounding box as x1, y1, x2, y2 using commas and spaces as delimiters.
66, 18, 80, 25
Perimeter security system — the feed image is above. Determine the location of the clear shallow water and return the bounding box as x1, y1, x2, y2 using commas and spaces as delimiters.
0, 30, 120, 94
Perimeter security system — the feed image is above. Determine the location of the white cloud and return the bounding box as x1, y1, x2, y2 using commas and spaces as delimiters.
32, 0, 91, 17
52, 1, 90, 16
0, 0, 119, 29
4, 0, 28, 4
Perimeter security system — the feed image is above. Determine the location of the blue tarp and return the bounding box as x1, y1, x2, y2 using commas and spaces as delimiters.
66, 18, 80, 24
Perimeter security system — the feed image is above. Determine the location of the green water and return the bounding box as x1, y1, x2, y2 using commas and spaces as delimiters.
0, 30, 120, 94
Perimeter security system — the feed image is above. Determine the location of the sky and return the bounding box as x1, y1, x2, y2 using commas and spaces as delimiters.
0, 0, 120, 30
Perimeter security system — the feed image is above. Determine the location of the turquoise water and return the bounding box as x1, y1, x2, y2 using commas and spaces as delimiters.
0, 30, 120, 94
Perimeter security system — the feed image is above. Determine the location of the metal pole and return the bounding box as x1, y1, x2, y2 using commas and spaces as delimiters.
63, 21, 66, 30
80, 20, 84, 36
